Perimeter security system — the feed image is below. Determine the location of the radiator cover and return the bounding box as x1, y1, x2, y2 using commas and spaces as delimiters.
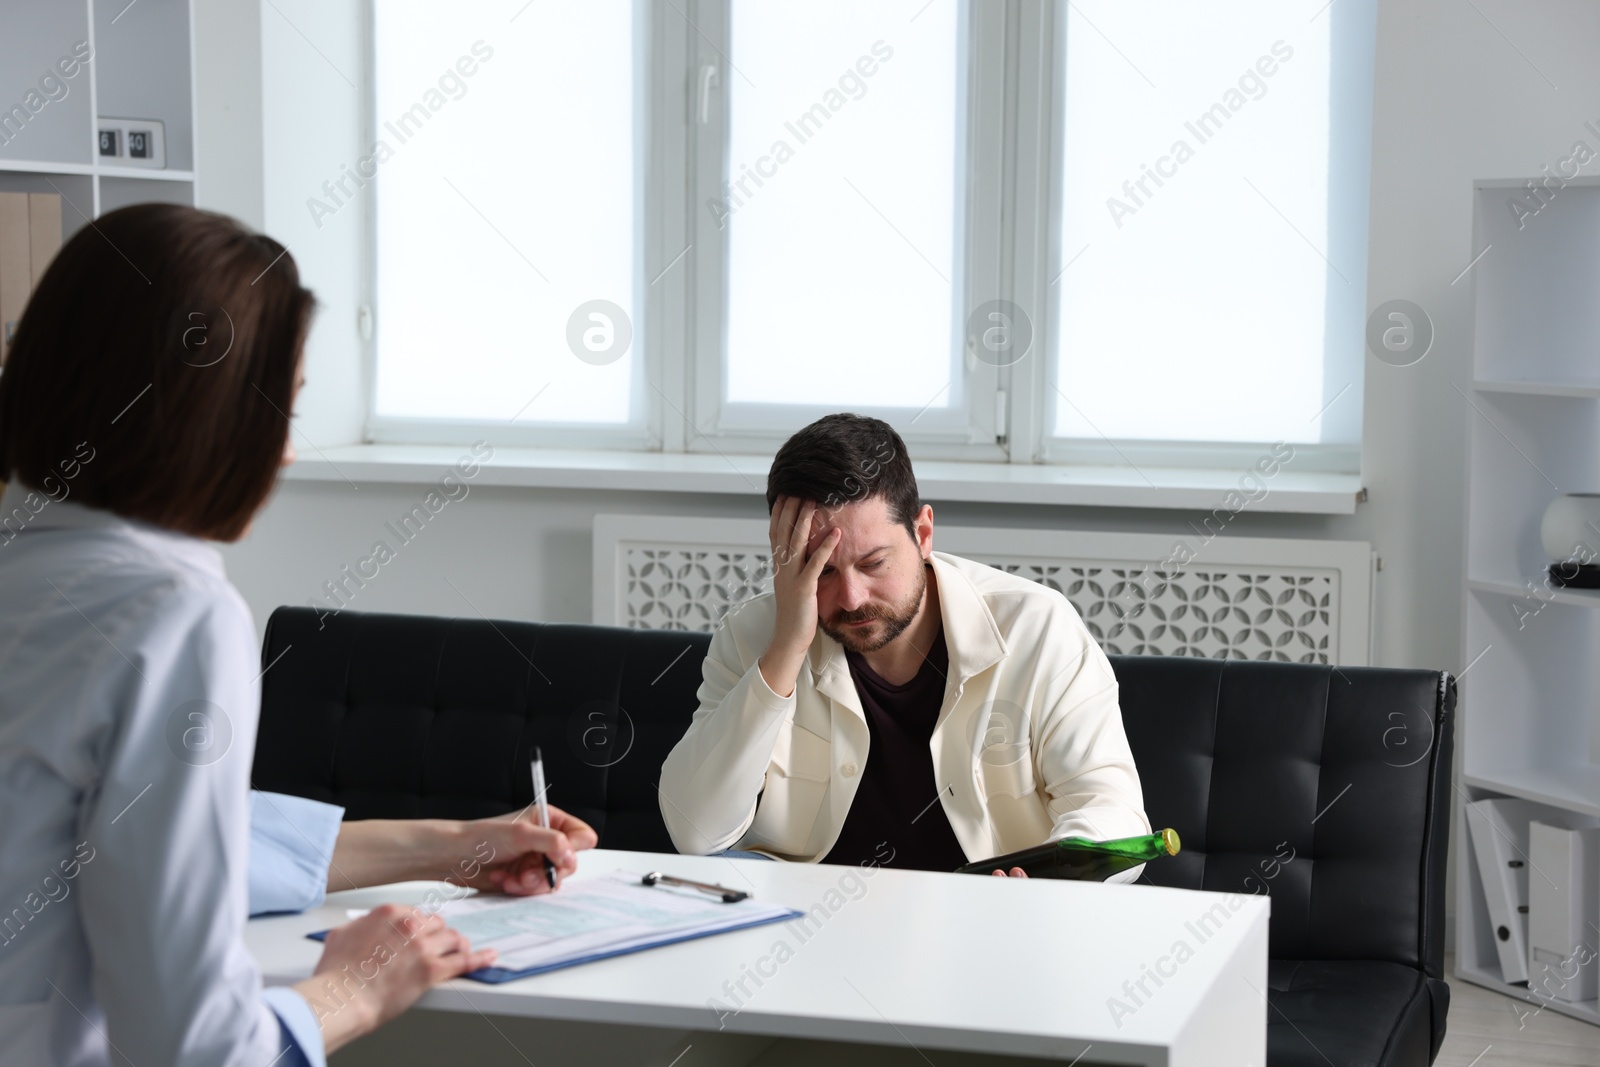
593, 516, 1373, 665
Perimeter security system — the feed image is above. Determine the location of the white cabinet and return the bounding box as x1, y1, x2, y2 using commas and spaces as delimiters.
1456, 176, 1600, 1028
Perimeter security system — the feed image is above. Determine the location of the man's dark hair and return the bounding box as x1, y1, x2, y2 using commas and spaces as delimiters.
0, 203, 314, 542
766, 414, 920, 537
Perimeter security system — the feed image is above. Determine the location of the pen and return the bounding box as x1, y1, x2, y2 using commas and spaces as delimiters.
641, 871, 750, 903
530, 747, 558, 889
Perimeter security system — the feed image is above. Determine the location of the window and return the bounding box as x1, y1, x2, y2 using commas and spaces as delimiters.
715, 1, 966, 424
1042, 0, 1371, 470
369, 2, 643, 445
686, 0, 1002, 459
365, 0, 1373, 473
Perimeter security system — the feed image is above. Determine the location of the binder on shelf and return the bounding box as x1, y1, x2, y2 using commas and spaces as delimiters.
1466, 798, 1549, 983
27, 193, 61, 289
0, 192, 30, 365
0, 192, 63, 366
1528, 821, 1600, 1004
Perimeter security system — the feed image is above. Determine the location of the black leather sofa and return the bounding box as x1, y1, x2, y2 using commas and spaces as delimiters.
253, 606, 1454, 1067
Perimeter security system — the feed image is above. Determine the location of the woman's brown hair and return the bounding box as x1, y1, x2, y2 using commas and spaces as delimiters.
0, 203, 313, 541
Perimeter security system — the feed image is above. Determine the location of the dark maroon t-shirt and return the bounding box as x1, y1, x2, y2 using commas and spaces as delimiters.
821, 622, 968, 871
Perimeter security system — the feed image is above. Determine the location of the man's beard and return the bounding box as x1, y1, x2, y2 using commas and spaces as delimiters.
820, 562, 928, 654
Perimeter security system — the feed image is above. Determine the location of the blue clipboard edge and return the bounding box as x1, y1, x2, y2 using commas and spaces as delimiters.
305, 907, 805, 984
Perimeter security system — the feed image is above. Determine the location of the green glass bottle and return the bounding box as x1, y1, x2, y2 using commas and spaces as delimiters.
955, 828, 1181, 881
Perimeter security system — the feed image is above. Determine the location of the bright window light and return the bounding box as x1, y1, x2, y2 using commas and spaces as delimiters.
721, 0, 961, 411
372, 2, 637, 425
1053, 1, 1338, 444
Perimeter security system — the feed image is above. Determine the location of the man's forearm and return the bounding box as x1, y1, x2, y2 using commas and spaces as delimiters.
661, 672, 794, 853
757, 642, 806, 698
325, 819, 468, 893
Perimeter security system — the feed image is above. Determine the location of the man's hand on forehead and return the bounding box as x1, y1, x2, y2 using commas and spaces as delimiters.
806, 509, 845, 552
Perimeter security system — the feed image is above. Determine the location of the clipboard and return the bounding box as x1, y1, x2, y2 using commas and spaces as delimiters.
306, 870, 803, 984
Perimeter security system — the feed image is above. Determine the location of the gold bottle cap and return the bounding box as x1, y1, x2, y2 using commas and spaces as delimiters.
1161, 828, 1181, 856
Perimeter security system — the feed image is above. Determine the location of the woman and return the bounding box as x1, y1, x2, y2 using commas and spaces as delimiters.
0, 204, 588, 1066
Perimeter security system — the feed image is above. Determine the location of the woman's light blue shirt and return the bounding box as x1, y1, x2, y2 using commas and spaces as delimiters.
0, 484, 325, 1067
248, 791, 344, 917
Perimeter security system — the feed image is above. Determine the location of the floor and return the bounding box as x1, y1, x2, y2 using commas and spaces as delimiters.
1435, 955, 1600, 1067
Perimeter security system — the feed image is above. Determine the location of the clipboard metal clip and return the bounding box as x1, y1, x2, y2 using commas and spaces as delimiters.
641, 871, 750, 904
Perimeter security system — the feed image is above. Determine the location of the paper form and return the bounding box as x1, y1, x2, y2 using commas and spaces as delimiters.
423, 870, 798, 973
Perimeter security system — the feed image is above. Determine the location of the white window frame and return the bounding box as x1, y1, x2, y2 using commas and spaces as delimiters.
1017, 0, 1372, 475
357, 0, 1370, 480
359, 0, 661, 451
682, 0, 1006, 462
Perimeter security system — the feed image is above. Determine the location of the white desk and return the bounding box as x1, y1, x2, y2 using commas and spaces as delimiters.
247, 849, 1268, 1067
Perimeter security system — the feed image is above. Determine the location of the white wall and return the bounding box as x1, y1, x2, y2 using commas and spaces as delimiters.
252, 0, 366, 448
193, 0, 263, 228
225, 478, 1345, 636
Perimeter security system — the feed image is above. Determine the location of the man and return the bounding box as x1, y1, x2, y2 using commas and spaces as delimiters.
659, 414, 1148, 879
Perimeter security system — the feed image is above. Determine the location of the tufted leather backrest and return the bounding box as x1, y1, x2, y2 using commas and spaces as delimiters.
1111, 656, 1454, 977
253, 607, 712, 853
254, 608, 1452, 977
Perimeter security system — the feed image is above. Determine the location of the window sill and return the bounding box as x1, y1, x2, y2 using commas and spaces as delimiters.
283, 445, 1364, 514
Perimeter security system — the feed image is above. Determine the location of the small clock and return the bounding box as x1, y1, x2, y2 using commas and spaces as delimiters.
96, 118, 166, 168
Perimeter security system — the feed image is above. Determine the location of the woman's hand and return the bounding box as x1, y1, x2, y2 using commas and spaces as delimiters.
326, 806, 599, 896
991, 867, 1029, 878
294, 904, 496, 1054
453, 806, 600, 895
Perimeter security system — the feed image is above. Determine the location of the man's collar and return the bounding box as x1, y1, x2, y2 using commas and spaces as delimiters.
806, 551, 1007, 694
927, 551, 1008, 680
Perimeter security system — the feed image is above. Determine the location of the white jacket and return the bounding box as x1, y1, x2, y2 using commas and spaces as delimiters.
659, 551, 1149, 867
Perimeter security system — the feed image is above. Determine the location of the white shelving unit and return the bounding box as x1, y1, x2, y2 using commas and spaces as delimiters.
1456, 176, 1600, 1026
0, 0, 197, 239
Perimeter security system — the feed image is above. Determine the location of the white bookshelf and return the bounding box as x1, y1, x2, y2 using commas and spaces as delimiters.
1456, 176, 1600, 1027
0, 0, 197, 237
